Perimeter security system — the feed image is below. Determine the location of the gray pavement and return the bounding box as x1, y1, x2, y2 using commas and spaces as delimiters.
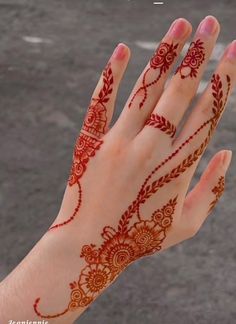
0, 0, 236, 323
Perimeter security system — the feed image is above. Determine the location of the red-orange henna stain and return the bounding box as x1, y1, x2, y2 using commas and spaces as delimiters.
49, 63, 113, 230
145, 113, 176, 138
175, 39, 205, 79
34, 197, 177, 318
35, 74, 231, 317
208, 176, 225, 213
136, 73, 230, 219
128, 42, 178, 109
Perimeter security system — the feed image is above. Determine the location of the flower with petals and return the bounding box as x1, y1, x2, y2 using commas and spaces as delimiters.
100, 234, 137, 277
150, 43, 178, 72
83, 102, 107, 137
128, 220, 165, 256
79, 263, 111, 297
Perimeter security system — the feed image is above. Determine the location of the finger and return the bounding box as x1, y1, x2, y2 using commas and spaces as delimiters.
82, 43, 130, 139
113, 18, 192, 139
151, 16, 220, 130
182, 150, 232, 234
173, 40, 236, 164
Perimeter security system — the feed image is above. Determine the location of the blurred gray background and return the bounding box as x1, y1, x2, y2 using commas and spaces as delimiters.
0, 0, 236, 323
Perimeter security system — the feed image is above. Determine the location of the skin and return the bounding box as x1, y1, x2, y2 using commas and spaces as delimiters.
0, 16, 235, 323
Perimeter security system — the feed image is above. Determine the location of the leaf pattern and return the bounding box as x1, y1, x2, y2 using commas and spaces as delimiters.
145, 113, 176, 138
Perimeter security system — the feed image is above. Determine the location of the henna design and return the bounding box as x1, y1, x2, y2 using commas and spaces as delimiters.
208, 176, 225, 213
82, 63, 113, 138
128, 42, 178, 109
145, 113, 176, 138
34, 197, 177, 318
35, 73, 231, 317
49, 63, 113, 230
175, 39, 205, 79
138, 73, 230, 209
68, 134, 103, 186
50, 183, 82, 230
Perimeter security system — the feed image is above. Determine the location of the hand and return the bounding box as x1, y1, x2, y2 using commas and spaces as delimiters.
1, 16, 235, 323
44, 14, 234, 319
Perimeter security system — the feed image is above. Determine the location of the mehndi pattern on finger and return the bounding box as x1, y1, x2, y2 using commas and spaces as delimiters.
145, 113, 176, 138
35, 73, 231, 318
208, 176, 225, 213
49, 63, 113, 230
136, 73, 230, 219
175, 39, 205, 79
128, 42, 179, 109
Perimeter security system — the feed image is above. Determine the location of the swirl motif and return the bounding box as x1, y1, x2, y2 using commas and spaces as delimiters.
175, 39, 205, 79
83, 102, 107, 137
150, 43, 177, 71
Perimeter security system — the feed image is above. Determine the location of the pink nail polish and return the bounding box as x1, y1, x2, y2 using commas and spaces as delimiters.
168, 19, 188, 39
198, 16, 217, 36
221, 150, 232, 170
226, 40, 236, 60
113, 43, 126, 60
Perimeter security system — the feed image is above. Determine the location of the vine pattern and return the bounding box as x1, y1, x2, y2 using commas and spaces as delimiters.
34, 72, 231, 318
128, 42, 178, 109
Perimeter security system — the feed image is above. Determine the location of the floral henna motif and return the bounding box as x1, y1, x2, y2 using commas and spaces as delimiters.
145, 113, 176, 138
35, 74, 231, 317
82, 63, 113, 137
49, 63, 114, 230
34, 197, 177, 318
69, 134, 103, 186
69, 62, 113, 185
208, 176, 225, 213
175, 39, 205, 79
128, 42, 178, 109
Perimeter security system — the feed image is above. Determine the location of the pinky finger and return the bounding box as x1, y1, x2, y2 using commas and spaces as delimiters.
182, 150, 232, 235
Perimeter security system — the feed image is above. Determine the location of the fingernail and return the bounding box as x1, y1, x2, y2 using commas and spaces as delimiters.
168, 18, 189, 39
198, 16, 217, 36
226, 40, 236, 60
113, 43, 126, 60
221, 150, 232, 170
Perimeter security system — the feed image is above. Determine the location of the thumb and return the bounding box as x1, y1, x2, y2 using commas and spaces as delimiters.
182, 150, 232, 233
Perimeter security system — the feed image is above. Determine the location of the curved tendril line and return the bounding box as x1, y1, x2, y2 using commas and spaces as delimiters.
129, 67, 162, 109
34, 298, 69, 319
49, 182, 82, 230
